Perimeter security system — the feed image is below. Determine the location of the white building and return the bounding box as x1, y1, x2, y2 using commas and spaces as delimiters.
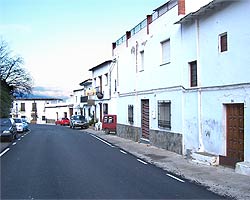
12, 98, 63, 124
44, 99, 73, 123
78, 79, 96, 122
110, 0, 250, 174
176, 0, 250, 173
89, 60, 118, 123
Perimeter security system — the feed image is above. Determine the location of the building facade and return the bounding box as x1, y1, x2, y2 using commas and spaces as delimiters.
12, 98, 63, 124
89, 60, 118, 123
109, 0, 250, 174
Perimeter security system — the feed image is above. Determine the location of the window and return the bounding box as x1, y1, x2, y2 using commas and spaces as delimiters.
32, 102, 37, 112
114, 79, 117, 92
189, 61, 197, 87
21, 103, 25, 111
99, 76, 102, 93
105, 73, 108, 85
161, 39, 170, 64
158, 100, 171, 129
80, 96, 88, 103
139, 50, 144, 71
220, 32, 227, 52
103, 103, 108, 114
88, 108, 91, 116
42, 116, 46, 121
128, 105, 134, 124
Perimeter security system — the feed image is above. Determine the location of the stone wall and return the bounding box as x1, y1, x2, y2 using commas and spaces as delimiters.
149, 129, 183, 155
117, 123, 183, 155
117, 124, 140, 142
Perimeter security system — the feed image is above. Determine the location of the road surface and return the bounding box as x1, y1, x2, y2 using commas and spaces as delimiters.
1, 124, 226, 199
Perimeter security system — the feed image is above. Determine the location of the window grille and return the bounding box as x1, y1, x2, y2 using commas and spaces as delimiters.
128, 105, 134, 124
158, 100, 171, 129
189, 61, 197, 87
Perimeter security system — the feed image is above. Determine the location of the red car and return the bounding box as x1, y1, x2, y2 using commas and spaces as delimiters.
55, 118, 70, 126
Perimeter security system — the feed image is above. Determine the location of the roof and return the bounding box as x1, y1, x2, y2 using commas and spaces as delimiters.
88, 60, 112, 72
15, 97, 62, 101
79, 78, 92, 87
175, 0, 231, 24
73, 88, 85, 92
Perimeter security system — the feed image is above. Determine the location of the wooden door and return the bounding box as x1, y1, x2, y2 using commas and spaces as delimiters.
141, 100, 149, 140
220, 104, 244, 167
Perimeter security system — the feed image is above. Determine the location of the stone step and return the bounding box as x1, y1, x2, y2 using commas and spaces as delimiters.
191, 151, 219, 166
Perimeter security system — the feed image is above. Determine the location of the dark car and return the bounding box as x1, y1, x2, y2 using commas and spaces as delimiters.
0, 118, 18, 142
70, 115, 89, 129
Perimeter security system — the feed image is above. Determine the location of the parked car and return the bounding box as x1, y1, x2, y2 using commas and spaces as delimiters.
0, 118, 17, 142
102, 114, 117, 134
21, 118, 29, 132
55, 118, 70, 126
14, 118, 24, 132
70, 115, 89, 129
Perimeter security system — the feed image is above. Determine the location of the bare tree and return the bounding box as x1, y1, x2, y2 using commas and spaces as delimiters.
0, 39, 33, 117
0, 40, 33, 94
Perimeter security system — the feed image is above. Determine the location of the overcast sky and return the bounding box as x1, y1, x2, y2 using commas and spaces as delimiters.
0, 0, 168, 98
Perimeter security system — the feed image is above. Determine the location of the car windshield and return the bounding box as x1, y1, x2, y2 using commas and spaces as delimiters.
75, 115, 85, 120
14, 118, 22, 123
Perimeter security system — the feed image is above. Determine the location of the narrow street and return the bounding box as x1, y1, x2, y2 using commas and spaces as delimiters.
1, 124, 225, 199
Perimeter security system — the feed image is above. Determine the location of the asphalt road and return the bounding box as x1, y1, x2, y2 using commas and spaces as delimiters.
1, 124, 226, 199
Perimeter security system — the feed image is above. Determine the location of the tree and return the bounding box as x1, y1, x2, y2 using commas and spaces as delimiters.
0, 40, 33, 117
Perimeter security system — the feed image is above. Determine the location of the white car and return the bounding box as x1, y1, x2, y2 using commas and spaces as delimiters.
14, 118, 24, 132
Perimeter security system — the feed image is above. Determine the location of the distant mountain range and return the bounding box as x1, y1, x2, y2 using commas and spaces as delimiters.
14, 86, 72, 100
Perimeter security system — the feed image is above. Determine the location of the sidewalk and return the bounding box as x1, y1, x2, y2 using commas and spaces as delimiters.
85, 128, 250, 200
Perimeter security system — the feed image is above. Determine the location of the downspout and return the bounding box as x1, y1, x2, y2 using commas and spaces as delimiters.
109, 59, 116, 100
135, 41, 139, 141
196, 18, 204, 152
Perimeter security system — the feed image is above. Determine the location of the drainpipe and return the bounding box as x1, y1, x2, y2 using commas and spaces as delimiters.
196, 18, 204, 152
109, 58, 117, 100
135, 41, 139, 141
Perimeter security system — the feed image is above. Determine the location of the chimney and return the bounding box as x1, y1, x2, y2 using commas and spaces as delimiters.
146, 15, 152, 35
112, 42, 116, 50
126, 31, 131, 47
178, 0, 185, 15
112, 42, 116, 56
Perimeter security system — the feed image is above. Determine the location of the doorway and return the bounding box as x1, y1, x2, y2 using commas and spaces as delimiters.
141, 99, 150, 140
220, 104, 244, 167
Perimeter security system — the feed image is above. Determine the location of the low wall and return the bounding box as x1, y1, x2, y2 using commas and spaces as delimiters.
117, 123, 183, 155
117, 124, 140, 142
149, 129, 183, 155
